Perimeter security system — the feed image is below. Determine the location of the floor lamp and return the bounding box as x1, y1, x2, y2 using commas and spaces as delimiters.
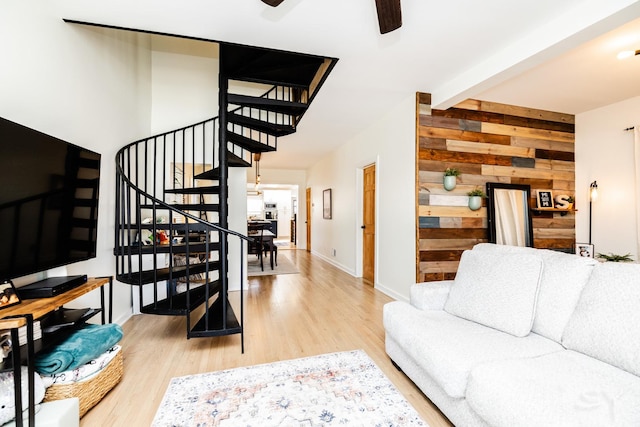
588, 181, 598, 245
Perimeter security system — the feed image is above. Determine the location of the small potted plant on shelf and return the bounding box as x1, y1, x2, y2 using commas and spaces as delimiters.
467, 187, 486, 211
443, 168, 461, 191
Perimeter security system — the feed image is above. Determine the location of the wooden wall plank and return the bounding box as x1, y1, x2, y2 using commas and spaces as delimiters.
482, 123, 574, 143
511, 136, 575, 153
481, 165, 574, 181
446, 139, 535, 158
454, 99, 575, 124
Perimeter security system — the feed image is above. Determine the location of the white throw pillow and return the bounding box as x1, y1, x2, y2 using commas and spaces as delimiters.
472, 243, 597, 342
562, 262, 640, 377
444, 250, 543, 337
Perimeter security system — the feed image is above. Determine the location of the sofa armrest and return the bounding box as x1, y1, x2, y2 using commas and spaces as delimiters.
410, 280, 454, 311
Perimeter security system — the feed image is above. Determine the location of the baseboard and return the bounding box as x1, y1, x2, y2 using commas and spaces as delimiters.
310, 251, 356, 276
375, 283, 408, 303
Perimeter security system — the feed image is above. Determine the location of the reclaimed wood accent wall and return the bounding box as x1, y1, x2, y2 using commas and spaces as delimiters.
416, 93, 576, 282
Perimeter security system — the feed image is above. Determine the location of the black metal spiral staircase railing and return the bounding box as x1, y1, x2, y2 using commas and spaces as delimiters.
114, 42, 337, 351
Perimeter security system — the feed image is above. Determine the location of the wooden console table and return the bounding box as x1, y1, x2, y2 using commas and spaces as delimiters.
0, 276, 113, 426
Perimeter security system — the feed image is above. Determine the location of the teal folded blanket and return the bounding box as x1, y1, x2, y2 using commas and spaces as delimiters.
34, 323, 123, 375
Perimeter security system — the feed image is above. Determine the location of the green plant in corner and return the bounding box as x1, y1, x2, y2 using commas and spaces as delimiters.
595, 252, 634, 262
444, 167, 461, 177
467, 188, 486, 198
566, 196, 575, 203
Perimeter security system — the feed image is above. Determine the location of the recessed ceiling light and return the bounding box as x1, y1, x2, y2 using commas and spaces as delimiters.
617, 49, 640, 59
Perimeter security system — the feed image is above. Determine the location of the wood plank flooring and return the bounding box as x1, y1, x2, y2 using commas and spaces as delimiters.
81, 250, 452, 426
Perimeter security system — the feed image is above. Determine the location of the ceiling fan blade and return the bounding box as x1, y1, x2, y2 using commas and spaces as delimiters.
261, 0, 285, 6
375, 0, 402, 34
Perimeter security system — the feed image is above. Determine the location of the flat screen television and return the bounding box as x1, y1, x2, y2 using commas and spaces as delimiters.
0, 117, 101, 282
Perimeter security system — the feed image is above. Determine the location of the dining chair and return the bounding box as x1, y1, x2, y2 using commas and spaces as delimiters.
247, 223, 265, 271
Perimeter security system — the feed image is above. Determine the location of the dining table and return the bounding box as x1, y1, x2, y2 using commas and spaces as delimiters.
247, 227, 276, 270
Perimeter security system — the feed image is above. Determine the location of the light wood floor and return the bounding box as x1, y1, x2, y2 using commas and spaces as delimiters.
81, 250, 452, 426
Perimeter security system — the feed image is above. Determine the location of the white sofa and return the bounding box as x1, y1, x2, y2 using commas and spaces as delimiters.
384, 243, 640, 427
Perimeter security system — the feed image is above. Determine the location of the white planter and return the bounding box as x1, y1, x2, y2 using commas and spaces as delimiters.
468, 196, 482, 211
443, 175, 457, 191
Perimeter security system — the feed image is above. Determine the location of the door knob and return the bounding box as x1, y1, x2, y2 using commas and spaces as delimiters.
361, 225, 366, 229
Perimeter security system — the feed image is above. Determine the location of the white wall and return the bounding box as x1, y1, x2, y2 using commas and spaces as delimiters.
576, 96, 640, 260
307, 94, 416, 301
0, 2, 152, 324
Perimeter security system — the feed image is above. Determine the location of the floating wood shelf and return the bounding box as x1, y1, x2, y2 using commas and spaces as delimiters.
532, 208, 577, 217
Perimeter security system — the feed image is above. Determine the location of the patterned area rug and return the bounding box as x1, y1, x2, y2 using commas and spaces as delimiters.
152, 350, 426, 426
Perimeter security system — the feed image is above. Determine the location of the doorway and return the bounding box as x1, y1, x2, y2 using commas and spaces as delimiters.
306, 187, 311, 252
362, 164, 375, 285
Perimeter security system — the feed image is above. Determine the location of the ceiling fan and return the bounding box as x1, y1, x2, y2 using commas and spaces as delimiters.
261, 0, 402, 34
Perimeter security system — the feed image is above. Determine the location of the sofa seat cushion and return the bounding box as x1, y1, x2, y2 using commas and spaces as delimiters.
383, 301, 562, 398
473, 243, 596, 342
444, 249, 543, 337
466, 350, 640, 427
562, 262, 640, 377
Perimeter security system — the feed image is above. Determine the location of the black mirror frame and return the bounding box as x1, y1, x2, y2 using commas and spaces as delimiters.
486, 182, 534, 247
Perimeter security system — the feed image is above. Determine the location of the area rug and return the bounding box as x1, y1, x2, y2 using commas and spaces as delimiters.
152, 349, 426, 426
247, 254, 299, 276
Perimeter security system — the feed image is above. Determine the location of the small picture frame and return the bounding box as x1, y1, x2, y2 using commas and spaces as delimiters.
537, 190, 554, 208
0, 280, 21, 309
575, 243, 594, 258
323, 189, 332, 219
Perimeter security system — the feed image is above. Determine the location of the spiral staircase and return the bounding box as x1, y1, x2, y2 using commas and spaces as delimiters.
114, 42, 337, 351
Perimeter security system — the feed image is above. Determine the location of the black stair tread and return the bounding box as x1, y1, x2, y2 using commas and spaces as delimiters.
165, 186, 221, 195
114, 242, 221, 256
226, 130, 277, 153
141, 281, 222, 316
116, 261, 221, 286
227, 112, 295, 137
170, 203, 220, 211
227, 151, 251, 167
227, 94, 308, 116
189, 297, 241, 337
194, 168, 220, 180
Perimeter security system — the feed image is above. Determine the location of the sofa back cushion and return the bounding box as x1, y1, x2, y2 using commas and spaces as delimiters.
562, 262, 640, 377
472, 244, 597, 343
444, 249, 543, 337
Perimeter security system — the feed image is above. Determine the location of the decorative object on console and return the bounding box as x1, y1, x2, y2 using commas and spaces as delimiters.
443, 167, 461, 191
0, 281, 20, 310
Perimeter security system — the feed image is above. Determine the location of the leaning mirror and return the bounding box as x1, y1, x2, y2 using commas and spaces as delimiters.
486, 183, 534, 247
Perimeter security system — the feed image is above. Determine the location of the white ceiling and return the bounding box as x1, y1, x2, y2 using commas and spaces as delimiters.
59, 0, 640, 169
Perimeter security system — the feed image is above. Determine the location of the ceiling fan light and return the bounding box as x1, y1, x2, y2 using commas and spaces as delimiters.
617, 50, 640, 59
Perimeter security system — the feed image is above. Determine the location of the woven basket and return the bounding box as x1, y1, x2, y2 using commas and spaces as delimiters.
43, 350, 123, 417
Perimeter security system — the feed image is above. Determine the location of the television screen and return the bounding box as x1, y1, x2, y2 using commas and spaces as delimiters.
0, 117, 101, 281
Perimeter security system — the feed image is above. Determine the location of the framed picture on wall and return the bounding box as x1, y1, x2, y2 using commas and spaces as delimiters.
323, 189, 332, 219
536, 190, 554, 208
575, 243, 594, 258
